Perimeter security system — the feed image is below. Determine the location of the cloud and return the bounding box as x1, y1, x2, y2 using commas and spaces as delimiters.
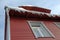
51, 5, 60, 15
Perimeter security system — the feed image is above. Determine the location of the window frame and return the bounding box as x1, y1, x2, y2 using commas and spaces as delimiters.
53, 22, 60, 29
28, 21, 55, 38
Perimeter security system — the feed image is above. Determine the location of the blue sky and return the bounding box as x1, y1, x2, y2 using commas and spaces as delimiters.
0, 0, 60, 40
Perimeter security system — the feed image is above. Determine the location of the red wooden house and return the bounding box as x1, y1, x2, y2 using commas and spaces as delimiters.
5, 5, 60, 40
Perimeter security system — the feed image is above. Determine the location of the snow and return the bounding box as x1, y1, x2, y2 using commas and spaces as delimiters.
5, 6, 60, 18
22, 5, 35, 6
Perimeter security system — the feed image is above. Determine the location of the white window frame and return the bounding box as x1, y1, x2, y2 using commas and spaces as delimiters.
28, 21, 55, 38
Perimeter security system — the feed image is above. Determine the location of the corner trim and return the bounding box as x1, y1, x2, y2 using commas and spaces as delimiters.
4, 7, 10, 40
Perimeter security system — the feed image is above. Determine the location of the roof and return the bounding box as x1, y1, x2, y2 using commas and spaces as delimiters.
5, 6, 60, 20
19, 5, 51, 13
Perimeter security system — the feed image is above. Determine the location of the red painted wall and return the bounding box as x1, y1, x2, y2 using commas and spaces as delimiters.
10, 17, 35, 40
10, 17, 60, 40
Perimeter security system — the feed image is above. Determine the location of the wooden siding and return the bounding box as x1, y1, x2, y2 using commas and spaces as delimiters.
10, 17, 36, 40
10, 17, 60, 40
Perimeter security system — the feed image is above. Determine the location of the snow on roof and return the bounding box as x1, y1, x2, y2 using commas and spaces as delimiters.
5, 6, 60, 18
21, 5, 50, 10
22, 5, 36, 6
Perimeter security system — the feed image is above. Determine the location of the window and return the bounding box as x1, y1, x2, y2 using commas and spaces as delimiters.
28, 21, 54, 38
54, 22, 60, 28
